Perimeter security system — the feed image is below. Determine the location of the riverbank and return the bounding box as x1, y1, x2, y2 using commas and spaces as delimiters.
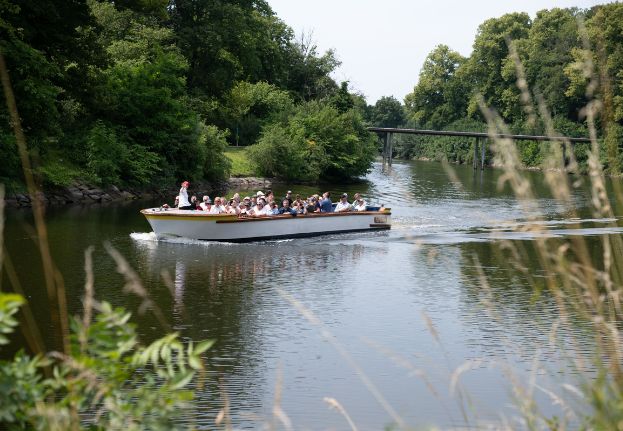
3, 176, 273, 208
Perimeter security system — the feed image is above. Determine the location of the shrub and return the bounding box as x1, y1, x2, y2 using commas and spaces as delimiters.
249, 101, 376, 182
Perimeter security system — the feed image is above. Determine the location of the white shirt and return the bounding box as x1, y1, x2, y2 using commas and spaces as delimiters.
334, 201, 352, 212
252, 205, 269, 216
209, 205, 225, 214
178, 187, 190, 207
353, 201, 367, 211
199, 202, 210, 211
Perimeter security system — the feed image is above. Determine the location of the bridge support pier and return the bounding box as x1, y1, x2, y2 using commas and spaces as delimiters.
473, 138, 478, 170
388, 132, 393, 166
480, 137, 486, 170
382, 132, 393, 168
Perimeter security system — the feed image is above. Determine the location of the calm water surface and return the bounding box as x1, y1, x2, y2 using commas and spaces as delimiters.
5, 160, 623, 429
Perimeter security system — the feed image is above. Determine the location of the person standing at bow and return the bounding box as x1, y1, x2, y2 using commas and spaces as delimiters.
178, 181, 193, 210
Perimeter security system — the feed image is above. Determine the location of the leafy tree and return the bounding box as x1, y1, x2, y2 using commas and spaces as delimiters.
283, 32, 341, 101
522, 8, 583, 119
404, 45, 467, 128
168, 0, 293, 98
224, 81, 294, 146
464, 13, 531, 121
370, 96, 406, 128
330, 81, 355, 114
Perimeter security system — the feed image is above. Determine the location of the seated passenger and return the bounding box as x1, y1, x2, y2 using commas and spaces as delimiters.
278, 199, 297, 216
293, 201, 306, 215
319, 192, 333, 213
353, 197, 367, 212
209, 197, 226, 214
251, 198, 269, 216
226, 199, 240, 215
200, 196, 212, 211
284, 190, 293, 206
267, 201, 279, 215
239, 202, 252, 216
306, 197, 318, 213
334, 193, 352, 212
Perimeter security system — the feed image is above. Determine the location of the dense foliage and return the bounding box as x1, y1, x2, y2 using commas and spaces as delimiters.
395, 4, 623, 173
0, 0, 370, 190
248, 100, 376, 182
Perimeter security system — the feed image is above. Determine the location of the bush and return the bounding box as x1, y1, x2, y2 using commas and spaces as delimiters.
199, 124, 231, 182
86, 121, 126, 186
249, 101, 376, 182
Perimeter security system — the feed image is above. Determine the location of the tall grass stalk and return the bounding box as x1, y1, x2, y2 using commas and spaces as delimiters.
0, 52, 69, 354
461, 30, 623, 428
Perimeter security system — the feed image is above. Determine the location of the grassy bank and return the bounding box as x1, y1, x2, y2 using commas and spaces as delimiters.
224, 146, 256, 177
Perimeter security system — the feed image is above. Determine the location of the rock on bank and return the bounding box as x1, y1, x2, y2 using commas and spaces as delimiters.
3, 177, 273, 208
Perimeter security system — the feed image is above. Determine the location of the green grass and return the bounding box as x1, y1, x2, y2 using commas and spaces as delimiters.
224, 146, 256, 177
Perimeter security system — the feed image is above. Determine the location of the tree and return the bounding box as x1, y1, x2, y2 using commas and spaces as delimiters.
464, 13, 531, 122
404, 45, 467, 128
370, 96, 405, 128
168, 0, 294, 98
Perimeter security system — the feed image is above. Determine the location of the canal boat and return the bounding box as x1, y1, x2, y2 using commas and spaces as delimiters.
140, 208, 391, 242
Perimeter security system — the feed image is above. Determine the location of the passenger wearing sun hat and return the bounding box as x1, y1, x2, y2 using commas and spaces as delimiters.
178, 180, 192, 210
199, 195, 212, 211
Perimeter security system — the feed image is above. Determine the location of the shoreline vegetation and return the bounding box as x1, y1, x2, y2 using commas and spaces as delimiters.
3, 3, 623, 198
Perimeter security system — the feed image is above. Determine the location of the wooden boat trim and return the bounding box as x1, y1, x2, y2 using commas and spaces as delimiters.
141, 209, 391, 223
215, 211, 391, 223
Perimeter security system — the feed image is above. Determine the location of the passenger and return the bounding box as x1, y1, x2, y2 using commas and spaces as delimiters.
210, 197, 226, 214
265, 190, 274, 203
284, 190, 293, 206
243, 196, 252, 207
178, 181, 193, 210
251, 196, 257, 207
335, 193, 352, 212
306, 197, 318, 213
251, 198, 269, 216
239, 202, 252, 216
226, 199, 240, 215
232, 193, 241, 205
319, 192, 333, 213
200, 196, 212, 211
292, 200, 306, 215
353, 196, 367, 211
190, 195, 200, 210
267, 201, 280, 215
278, 199, 297, 216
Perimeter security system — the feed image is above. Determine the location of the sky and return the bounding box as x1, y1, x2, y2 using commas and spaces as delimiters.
268, 0, 606, 104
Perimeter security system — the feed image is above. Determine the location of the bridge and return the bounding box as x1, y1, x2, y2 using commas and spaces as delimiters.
367, 127, 592, 170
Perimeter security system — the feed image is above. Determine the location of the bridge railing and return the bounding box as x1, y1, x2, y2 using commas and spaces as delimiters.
367, 127, 592, 170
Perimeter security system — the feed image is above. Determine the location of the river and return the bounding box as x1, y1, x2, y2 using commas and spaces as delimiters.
5, 160, 623, 429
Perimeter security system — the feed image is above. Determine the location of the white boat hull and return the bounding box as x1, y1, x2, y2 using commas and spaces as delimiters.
141, 209, 391, 242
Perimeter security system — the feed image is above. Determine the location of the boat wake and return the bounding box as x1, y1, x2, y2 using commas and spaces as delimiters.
130, 232, 234, 246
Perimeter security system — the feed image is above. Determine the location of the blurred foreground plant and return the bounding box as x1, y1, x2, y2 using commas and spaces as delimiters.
0, 291, 213, 430
463, 32, 623, 429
